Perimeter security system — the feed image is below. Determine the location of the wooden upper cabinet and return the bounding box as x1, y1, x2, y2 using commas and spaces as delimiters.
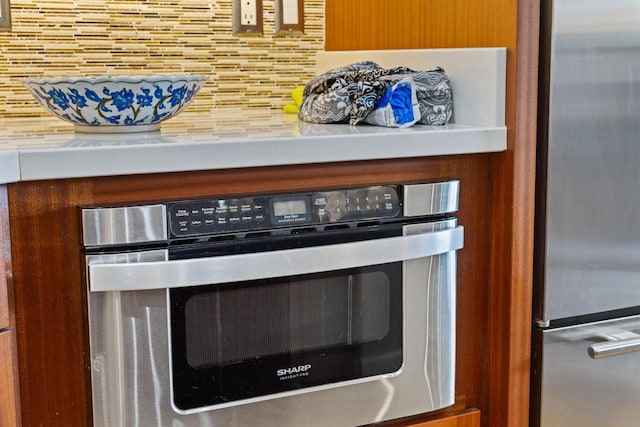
324, 0, 518, 51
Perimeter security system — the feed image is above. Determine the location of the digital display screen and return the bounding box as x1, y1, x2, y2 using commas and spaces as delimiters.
273, 199, 308, 216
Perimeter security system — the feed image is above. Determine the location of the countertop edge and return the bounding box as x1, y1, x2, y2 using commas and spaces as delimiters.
0, 152, 20, 184
6, 126, 506, 183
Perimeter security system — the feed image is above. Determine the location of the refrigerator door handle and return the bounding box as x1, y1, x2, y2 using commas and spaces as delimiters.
588, 334, 640, 359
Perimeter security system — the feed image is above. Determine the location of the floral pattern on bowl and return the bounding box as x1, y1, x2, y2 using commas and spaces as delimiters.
21, 75, 207, 133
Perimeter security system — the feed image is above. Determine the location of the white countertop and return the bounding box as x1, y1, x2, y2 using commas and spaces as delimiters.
0, 109, 506, 184
1, 48, 509, 183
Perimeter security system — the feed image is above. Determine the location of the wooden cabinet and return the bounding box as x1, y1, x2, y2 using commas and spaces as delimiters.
407, 409, 480, 427
325, 1, 540, 426
3, 1, 539, 425
383, 408, 481, 427
1, 186, 19, 426
0, 276, 7, 331
7, 158, 494, 426
0, 330, 20, 427
1, 186, 9, 331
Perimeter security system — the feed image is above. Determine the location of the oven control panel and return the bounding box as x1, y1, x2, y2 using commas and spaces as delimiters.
167, 185, 401, 237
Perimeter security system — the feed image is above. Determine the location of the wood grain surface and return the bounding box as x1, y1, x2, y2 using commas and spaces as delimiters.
1, 185, 20, 427
1, 186, 10, 331
408, 409, 481, 427
326, 1, 540, 426
0, 330, 20, 427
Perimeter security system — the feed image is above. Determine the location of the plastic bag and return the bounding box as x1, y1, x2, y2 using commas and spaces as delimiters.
364, 77, 420, 128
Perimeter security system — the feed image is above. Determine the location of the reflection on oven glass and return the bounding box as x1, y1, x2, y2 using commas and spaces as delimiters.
184, 271, 391, 368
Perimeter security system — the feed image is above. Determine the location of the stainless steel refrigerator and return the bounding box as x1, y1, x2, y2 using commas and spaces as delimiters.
532, 0, 640, 425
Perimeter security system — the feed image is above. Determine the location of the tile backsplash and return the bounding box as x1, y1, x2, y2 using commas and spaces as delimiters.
0, 0, 324, 118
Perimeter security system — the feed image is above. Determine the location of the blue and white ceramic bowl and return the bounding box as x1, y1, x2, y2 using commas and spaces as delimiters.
21, 75, 207, 133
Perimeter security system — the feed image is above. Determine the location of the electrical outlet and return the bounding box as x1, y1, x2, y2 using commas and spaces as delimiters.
241, 0, 257, 26
276, 0, 304, 35
234, 0, 263, 36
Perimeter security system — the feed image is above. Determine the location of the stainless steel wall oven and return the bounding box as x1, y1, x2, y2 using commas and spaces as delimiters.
82, 180, 463, 427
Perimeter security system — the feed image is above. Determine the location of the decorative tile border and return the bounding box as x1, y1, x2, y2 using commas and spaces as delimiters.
0, 0, 324, 118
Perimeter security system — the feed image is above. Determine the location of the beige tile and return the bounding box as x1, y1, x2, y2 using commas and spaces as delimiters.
0, 0, 324, 117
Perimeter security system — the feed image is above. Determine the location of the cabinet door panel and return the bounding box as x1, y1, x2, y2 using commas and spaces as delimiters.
0, 330, 20, 427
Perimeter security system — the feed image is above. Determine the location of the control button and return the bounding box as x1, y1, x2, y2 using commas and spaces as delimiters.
385, 202, 394, 210
217, 217, 228, 225
254, 203, 264, 211
190, 208, 201, 216
191, 220, 202, 227
255, 214, 265, 222
229, 216, 241, 224
314, 197, 327, 206
384, 193, 393, 200
229, 205, 239, 213
202, 207, 215, 215
241, 204, 252, 212
216, 206, 228, 214
175, 209, 189, 217
204, 219, 215, 225
242, 215, 253, 223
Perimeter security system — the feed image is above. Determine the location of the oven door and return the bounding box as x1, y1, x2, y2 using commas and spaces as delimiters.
86, 219, 463, 427
170, 260, 403, 411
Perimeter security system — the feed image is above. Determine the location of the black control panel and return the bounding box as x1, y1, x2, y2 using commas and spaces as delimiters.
167, 185, 402, 238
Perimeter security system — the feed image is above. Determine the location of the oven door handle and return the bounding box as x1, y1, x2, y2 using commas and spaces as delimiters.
88, 226, 463, 292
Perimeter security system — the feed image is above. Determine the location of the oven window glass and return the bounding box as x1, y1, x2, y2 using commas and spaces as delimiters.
170, 262, 403, 409
184, 271, 391, 368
